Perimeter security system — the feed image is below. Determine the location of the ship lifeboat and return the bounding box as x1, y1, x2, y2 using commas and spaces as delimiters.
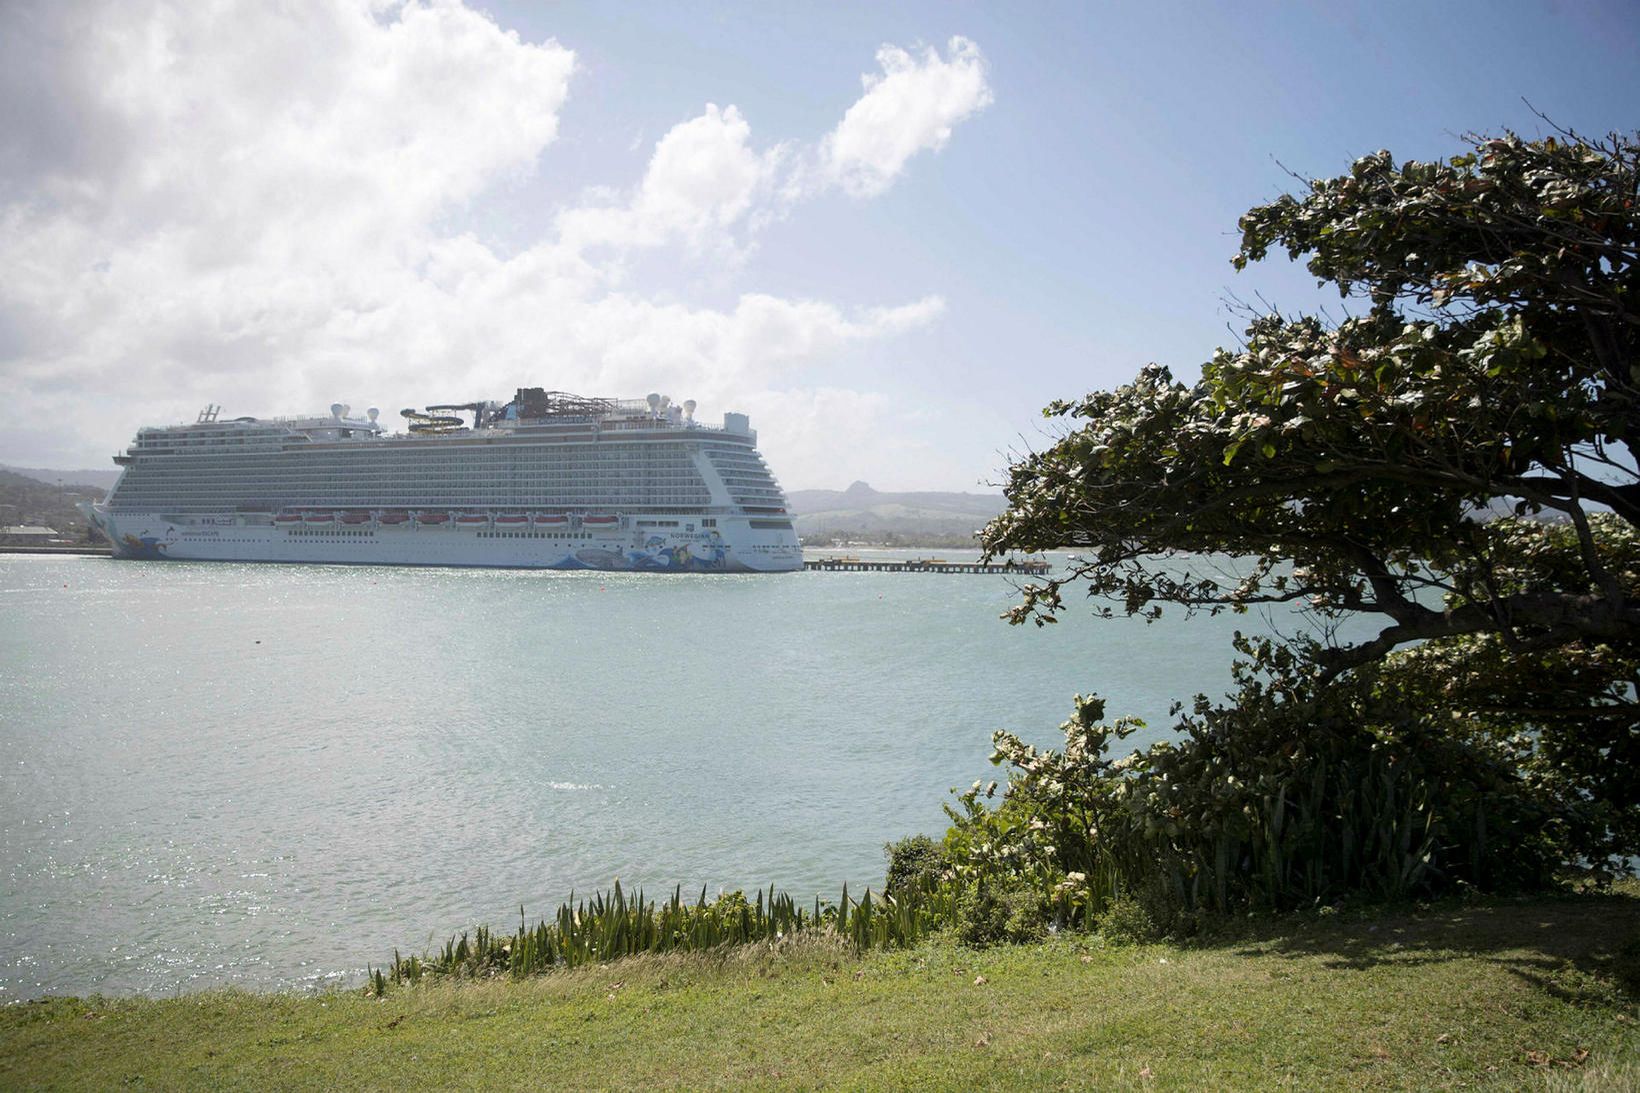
416, 511, 450, 526
274, 513, 303, 525
455, 513, 491, 527
340, 511, 371, 525
303, 511, 335, 525
583, 514, 620, 527
379, 512, 410, 526
532, 513, 569, 526
494, 513, 529, 526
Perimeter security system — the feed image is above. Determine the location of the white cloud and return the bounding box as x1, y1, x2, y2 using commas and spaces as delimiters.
551, 38, 997, 256
557, 104, 785, 254
1, 0, 578, 419
0, 2, 990, 487
819, 36, 993, 198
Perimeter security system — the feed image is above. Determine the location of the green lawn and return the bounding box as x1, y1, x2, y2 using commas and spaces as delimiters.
4, 887, 1637, 1090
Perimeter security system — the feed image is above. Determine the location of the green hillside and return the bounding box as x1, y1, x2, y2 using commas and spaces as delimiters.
0, 465, 122, 491
0, 470, 105, 541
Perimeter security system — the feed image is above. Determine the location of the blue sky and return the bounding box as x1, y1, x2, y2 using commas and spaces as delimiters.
2, 1, 1636, 488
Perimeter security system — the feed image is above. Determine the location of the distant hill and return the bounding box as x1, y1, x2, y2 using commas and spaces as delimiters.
0, 469, 105, 540
784, 481, 1006, 546
2, 465, 122, 491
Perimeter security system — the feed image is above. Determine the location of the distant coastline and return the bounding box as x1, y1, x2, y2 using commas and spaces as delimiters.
788, 480, 1004, 548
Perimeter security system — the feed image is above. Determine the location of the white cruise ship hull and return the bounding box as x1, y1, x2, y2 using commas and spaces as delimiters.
96, 388, 804, 573
86, 508, 802, 573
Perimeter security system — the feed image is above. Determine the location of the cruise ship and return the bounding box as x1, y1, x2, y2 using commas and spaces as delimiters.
81, 388, 803, 573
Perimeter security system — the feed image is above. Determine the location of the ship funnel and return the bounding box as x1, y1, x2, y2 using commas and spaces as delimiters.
683, 399, 697, 422
339, 404, 351, 419
330, 403, 345, 419
367, 407, 380, 422
646, 393, 661, 415
658, 395, 671, 412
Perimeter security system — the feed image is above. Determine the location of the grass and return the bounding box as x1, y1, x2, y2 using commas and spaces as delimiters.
3, 885, 1638, 1090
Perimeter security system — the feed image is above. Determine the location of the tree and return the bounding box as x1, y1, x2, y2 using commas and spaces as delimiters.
983, 129, 1639, 682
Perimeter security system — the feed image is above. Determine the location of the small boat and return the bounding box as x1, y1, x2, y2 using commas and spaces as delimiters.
455, 513, 491, 527
340, 511, 371, 525
533, 513, 569, 526
583, 514, 619, 527
416, 511, 450, 526
379, 512, 410, 526
274, 513, 303, 525
494, 513, 529, 526
303, 512, 334, 525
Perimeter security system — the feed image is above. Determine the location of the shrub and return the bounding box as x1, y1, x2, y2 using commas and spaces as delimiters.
942, 638, 1595, 923
884, 834, 948, 897
1093, 895, 1156, 945
955, 878, 1045, 948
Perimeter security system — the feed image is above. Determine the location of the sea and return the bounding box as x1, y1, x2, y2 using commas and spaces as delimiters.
0, 550, 1345, 1000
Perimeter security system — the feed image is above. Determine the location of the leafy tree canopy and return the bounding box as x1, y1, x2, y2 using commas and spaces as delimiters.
984, 129, 1640, 680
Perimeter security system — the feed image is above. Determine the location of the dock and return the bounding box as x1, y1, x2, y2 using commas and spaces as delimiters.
0, 544, 111, 556
804, 556, 1050, 575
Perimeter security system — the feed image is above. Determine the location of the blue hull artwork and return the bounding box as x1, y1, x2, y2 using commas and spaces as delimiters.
118, 535, 171, 560
625, 534, 728, 571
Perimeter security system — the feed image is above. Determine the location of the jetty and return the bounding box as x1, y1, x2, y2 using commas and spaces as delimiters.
0, 544, 111, 557
804, 556, 1050, 575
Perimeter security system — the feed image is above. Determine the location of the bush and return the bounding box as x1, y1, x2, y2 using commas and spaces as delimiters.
1093, 896, 1156, 945
955, 879, 1045, 948
941, 638, 1596, 924
883, 834, 948, 897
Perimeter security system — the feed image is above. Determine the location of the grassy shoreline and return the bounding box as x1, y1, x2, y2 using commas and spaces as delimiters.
4, 885, 1638, 1090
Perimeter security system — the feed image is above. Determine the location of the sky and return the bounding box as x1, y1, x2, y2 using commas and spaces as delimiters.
1, 1, 1636, 490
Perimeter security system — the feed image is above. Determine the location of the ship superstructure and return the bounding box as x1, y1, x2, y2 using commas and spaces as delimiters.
82, 389, 802, 572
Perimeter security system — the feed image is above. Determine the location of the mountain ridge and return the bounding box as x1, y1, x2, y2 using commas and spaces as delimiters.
2, 465, 122, 491
784, 481, 1006, 545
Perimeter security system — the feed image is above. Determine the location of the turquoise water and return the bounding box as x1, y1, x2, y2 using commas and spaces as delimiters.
1, 551, 1328, 999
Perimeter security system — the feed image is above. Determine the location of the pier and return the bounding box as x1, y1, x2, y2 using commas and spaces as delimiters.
0, 544, 111, 556
804, 556, 1050, 575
